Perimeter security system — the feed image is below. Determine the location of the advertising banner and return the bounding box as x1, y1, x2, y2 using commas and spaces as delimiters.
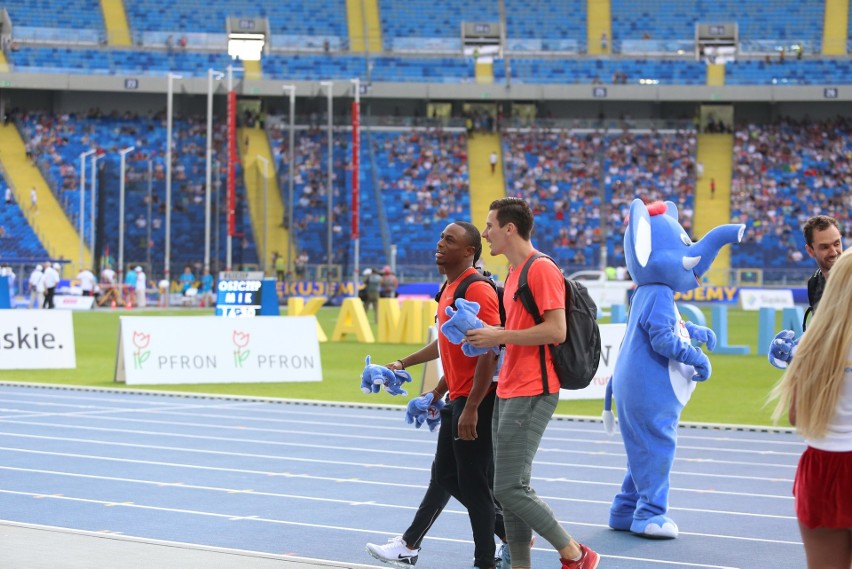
738, 288, 795, 311
54, 295, 96, 310
115, 316, 322, 385
560, 323, 626, 400
0, 311, 76, 369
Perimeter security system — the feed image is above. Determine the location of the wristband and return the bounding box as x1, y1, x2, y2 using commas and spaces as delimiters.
396, 359, 406, 369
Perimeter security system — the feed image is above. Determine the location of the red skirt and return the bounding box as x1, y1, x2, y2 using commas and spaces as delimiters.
793, 446, 852, 529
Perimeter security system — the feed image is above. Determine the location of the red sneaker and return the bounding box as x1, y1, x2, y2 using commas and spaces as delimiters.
561, 544, 600, 569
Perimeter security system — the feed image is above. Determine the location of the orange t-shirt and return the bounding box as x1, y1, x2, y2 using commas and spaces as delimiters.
436, 267, 501, 400
497, 253, 565, 398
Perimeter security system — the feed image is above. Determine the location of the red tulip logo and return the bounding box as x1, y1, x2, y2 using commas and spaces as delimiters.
233, 331, 250, 348
132, 332, 150, 350
232, 330, 251, 367
131, 331, 151, 369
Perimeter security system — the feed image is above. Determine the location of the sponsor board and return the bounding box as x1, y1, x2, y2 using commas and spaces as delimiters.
560, 323, 626, 400
738, 288, 795, 311
115, 316, 322, 385
674, 286, 739, 302
0, 310, 77, 369
54, 295, 96, 310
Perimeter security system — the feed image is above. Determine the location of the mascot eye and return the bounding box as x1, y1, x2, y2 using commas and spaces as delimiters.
680, 234, 692, 246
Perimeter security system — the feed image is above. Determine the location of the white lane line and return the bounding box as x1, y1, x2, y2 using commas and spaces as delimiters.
0, 414, 802, 468
0, 443, 795, 501
0, 426, 797, 482
0, 465, 796, 522
0, 383, 798, 433
0, 488, 801, 552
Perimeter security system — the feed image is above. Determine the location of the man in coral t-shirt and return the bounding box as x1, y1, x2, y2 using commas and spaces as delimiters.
366, 221, 505, 569
467, 198, 600, 569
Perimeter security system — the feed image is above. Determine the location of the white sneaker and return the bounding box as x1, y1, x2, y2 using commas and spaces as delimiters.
365, 535, 420, 568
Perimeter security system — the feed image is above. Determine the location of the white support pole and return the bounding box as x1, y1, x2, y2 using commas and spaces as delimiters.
205, 68, 224, 271
320, 81, 333, 275
226, 65, 233, 271
118, 146, 136, 287
166, 72, 182, 288
282, 84, 296, 277
256, 154, 269, 275
78, 149, 96, 272
89, 153, 98, 265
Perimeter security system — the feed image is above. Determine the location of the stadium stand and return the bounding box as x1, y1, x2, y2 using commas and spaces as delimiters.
0, 0, 849, 292
611, 0, 824, 53
15, 111, 257, 276
729, 117, 852, 281
370, 128, 471, 268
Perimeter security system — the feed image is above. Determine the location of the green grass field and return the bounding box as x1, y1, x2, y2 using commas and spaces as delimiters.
0, 307, 790, 427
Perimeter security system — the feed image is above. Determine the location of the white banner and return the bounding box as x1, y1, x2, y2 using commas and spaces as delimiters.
582, 282, 634, 309
560, 323, 626, 400
0, 310, 77, 369
738, 288, 794, 311
115, 316, 322, 385
54, 295, 95, 310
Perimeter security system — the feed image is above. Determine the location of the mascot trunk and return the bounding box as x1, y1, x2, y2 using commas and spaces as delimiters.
607, 199, 744, 539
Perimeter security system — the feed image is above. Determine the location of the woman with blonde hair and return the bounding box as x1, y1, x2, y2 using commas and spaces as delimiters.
770, 247, 852, 568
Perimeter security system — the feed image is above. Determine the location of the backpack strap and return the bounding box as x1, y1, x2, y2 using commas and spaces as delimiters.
803, 270, 823, 331
435, 271, 492, 304
435, 271, 496, 322
453, 272, 495, 307
513, 252, 552, 394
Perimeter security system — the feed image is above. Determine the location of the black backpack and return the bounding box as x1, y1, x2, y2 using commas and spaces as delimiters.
514, 253, 601, 392
435, 271, 506, 326
802, 269, 824, 331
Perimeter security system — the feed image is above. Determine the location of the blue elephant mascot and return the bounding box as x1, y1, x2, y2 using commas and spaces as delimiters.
605, 199, 744, 539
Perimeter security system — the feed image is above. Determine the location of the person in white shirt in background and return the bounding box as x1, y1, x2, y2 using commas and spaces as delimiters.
158, 278, 170, 308
77, 268, 97, 297
100, 265, 116, 286
1, 264, 15, 306
134, 266, 147, 308
41, 263, 60, 309
28, 264, 43, 308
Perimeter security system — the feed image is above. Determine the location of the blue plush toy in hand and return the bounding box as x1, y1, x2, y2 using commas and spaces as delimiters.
405, 392, 445, 432
441, 297, 498, 357
360, 355, 412, 396
768, 329, 799, 369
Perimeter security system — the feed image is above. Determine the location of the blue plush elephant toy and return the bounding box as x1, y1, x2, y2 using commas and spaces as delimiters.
405, 392, 445, 432
604, 199, 744, 539
768, 329, 799, 369
360, 355, 412, 396
441, 297, 498, 357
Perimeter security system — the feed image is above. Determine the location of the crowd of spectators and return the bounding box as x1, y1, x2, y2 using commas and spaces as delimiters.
729, 117, 852, 271
267, 124, 350, 266
375, 128, 468, 225
15, 109, 256, 278
12, 108, 850, 284
501, 127, 697, 268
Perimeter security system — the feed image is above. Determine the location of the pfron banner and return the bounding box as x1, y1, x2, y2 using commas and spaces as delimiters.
115, 316, 322, 385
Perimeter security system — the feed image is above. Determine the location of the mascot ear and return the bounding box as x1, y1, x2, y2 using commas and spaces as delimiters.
629, 198, 652, 268
665, 200, 679, 220
365, 355, 371, 366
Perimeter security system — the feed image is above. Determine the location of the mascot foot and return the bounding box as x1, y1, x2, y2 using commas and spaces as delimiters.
630, 516, 678, 539
608, 512, 633, 532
